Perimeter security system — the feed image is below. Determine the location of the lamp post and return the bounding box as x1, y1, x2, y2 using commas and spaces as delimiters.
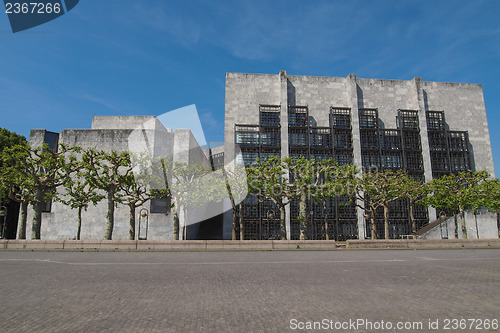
138, 208, 149, 240
439, 211, 448, 239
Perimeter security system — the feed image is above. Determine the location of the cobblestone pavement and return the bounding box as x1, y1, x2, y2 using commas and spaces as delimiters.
0, 249, 499, 332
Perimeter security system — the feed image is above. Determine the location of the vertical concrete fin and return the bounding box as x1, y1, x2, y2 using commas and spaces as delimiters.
279, 71, 291, 239
346, 73, 366, 239
413, 77, 436, 221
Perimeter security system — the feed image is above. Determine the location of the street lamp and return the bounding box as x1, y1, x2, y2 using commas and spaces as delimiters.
439, 211, 448, 239
138, 208, 149, 240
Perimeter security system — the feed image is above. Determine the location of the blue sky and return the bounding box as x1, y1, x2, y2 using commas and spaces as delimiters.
0, 0, 499, 172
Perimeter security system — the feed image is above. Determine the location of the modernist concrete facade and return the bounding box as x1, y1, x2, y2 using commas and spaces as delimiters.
16, 71, 497, 241
225, 71, 496, 240
25, 116, 214, 240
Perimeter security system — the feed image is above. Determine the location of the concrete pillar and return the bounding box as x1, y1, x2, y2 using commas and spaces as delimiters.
346, 74, 366, 239
412, 77, 437, 222
280, 70, 292, 240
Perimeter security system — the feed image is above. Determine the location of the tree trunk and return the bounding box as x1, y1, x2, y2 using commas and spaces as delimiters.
454, 214, 459, 239
323, 199, 329, 241
279, 204, 286, 240
182, 207, 187, 240
224, 170, 237, 241
299, 190, 307, 240
31, 187, 44, 240
239, 202, 244, 240
173, 209, 179, 240
232, 207, 237, 241
370, 209, 377, 240
497, 212, 499, 239
129, 203, 135, 240
77, 207, 82, 241
409, 203, 416, 240
104, 188, 115, 240
460, 209, 468, 239
18, 201, 28, 240
383, 204, 390, 240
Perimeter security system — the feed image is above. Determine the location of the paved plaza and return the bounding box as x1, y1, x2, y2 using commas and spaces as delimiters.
0, 249, 499, 332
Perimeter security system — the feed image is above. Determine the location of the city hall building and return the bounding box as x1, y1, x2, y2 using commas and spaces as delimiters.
224, 71, 496, 240
10, 71, 496, 241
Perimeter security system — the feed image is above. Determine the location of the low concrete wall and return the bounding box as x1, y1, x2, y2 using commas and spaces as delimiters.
347, 239, 500, 249
0, 240, 337, 251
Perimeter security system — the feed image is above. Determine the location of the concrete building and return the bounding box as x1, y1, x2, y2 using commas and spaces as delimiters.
26, 116, 214, 240
18, 71, 497, 241
224, 71, 496, 240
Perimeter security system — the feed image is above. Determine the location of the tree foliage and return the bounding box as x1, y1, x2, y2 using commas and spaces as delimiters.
428, 170, 490, 239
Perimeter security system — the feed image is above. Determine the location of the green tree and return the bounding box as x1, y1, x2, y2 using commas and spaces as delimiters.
428, 170, 490, 239
58, 172, 104, 240
352, 170, 409, 239
169, 161, 216, 240
246, 156, 298, 240
1, 143, 81, 239
0, 128, 28, 238
222, 162, 248, 240
310, 160, 358, 240
83, 148, 133, 240
470, 178, 500, 238
119, 154, 171, 240
400, 176, 432, 238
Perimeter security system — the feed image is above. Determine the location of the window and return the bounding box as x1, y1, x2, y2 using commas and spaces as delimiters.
259, 105, 280, 126
334, 132, 352, 149
260, 128, 280, 146
359, 109, 378, 129
288, 106, 308, 127
426, 111, 445, 131
406, 153, 423, 171
330, 108, 351, 128
289, 131, 307, 147
360, 130, 379, 149
428, 132, 447, 151
335, 152, 353, 165
450, 153, 469, 172
398, 110, 419, 130
235, 125, 259, 146
235, 131, 259, 146
382, 153, 402, 170
310, 128, 331, 148
362, 152, 381, 170
151, 197, 171, 214
380, 130, 401, 150
430, 152, 449, 172
211, 152, 224, 170
448, 132, 467, 152
403, 132, 421, 151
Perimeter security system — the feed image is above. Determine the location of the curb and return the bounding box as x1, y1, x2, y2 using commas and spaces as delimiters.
0, 240, 337, 251
346, 239, 500, 249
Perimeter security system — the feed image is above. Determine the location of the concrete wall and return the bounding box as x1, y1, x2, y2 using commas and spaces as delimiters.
26, 117, 210, 240
224, 72, 281, 162
287, 75, 348, 126
419, 211, 498, 240
422, 81, 495, 176
224, 71, 497, 240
